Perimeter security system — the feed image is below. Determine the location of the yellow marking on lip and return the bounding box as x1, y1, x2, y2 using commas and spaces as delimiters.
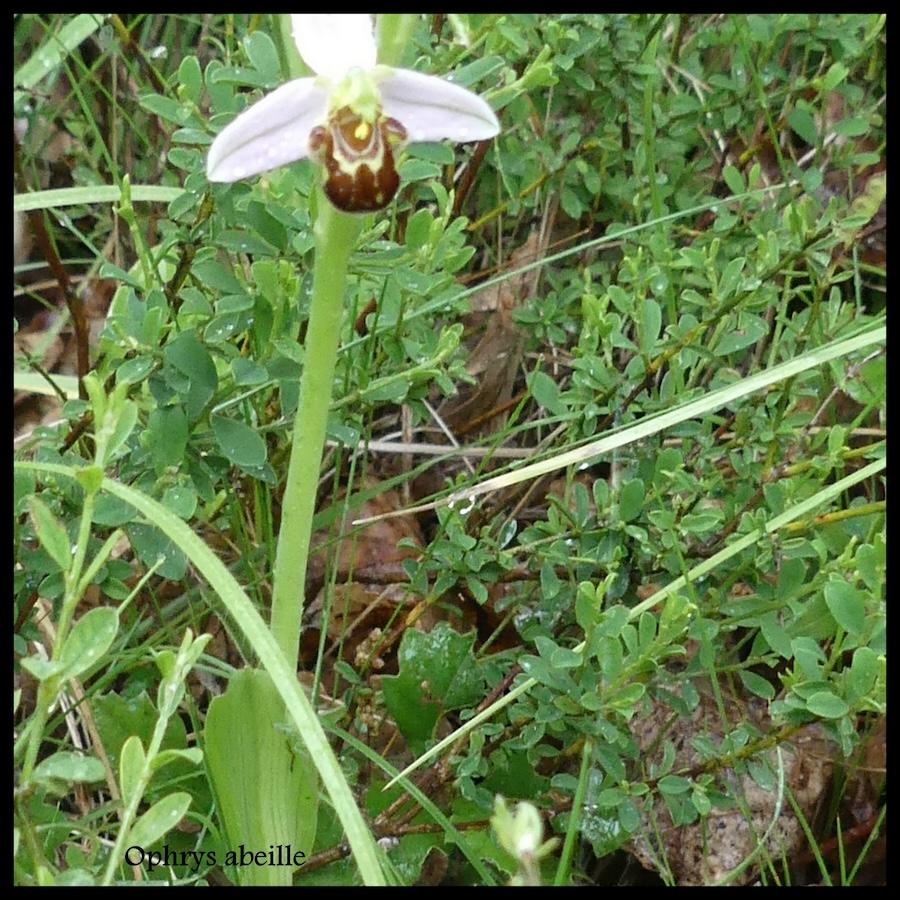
333, 124, 385, 178
355, 121, 371, 141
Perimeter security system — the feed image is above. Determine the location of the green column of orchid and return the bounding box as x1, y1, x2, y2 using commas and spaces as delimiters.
269, 14, 418, 666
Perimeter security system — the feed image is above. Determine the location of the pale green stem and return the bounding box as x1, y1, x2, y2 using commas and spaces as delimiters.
55, 491, 97, 648
268, 14, 419, 666
270, 197, 361, 663
20, 690, 52, 785
554, 738, 592, 885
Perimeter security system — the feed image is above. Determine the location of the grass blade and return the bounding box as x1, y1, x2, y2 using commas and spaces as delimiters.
15, 185, 186, 213
14, 14, 107, 103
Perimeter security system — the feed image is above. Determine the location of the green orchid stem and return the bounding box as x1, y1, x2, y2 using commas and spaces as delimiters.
269, 14, 417, 668
270, 193, 362, 665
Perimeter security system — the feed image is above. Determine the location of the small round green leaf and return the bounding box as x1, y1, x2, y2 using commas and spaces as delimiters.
691, 787, 712, 816
177, 55, 203, 103
739, 669, 775, 700
127, 792, 192, 850
58, 607, 119, 680
243, 31, 280, 85
824, 580, 865, 636
618, 478, 645, 522
32, 751, 105, 787
211, 414, 267, 467
845, 646, 879, 701
657, 775, 692, 795
144, 406, 189, 468
106, 399, 139, 460
530, 371, 565, 416
639, 298, 662, 354
28, 495, 72, 573
805, 691, 849, 719
787, 106, 819, 146
119, 735, 146, 806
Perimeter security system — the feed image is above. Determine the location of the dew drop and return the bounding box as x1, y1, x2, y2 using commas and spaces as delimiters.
651, 274, 669, 294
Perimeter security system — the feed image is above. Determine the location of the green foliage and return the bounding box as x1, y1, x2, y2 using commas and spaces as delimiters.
382, 623, 486, 754
31, 752, 106, 794
14, 11, 885, 888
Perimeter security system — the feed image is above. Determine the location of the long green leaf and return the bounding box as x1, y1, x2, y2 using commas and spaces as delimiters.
14, 460, 386, 887
14, 371, 80, 399
14, 14, 107, 103
14, 185, 186, 213
361, 325, 885, 524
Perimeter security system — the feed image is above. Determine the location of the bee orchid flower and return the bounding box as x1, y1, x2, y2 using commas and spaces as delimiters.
207, 14, 500, 212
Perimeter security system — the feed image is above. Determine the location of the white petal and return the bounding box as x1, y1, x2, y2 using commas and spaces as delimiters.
379, 69, 500, 144
206, 78, 327, 182
291, 14, 376, 80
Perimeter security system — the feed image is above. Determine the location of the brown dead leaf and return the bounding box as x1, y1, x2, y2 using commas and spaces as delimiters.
304, 479, 427, 667
14, 325, 65, 440
440, 227, 552, 434
306, 582, 412, 652
15, 278, 117, 441
416, 847, 450, 886
307, 479, 425, 588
